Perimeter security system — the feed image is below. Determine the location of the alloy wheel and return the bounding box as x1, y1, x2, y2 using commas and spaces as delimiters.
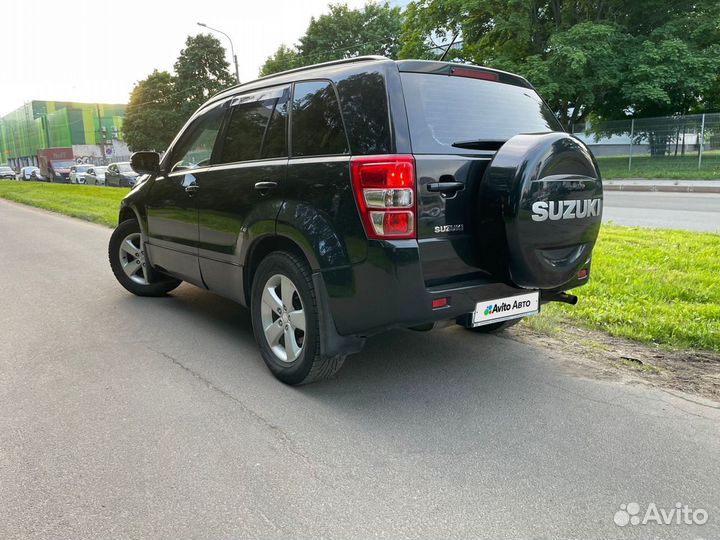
118, 232, 148, 285
260, 274, 306, 363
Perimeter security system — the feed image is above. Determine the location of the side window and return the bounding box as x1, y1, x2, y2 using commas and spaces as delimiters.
291, 81, 348, 157
218, 87, 289, 164
170, 104, 224, 173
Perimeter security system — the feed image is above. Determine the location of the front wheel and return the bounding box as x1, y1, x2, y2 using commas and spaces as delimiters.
251, 252, 345, 385
108, 219, 181, 297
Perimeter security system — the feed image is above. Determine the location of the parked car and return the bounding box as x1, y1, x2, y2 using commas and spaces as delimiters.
47, 160, 74, 183
69, 164, 95, 184
84, 166, 107, 186
30, 170, 49, 182
108, 57, 602, 385
20, 166, 41, 181
105, 162, 139, 187
0, 166, 15, 179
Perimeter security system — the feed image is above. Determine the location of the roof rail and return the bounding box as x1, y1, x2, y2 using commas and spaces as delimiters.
259, 55, 389, 81
216, 55, 390, 97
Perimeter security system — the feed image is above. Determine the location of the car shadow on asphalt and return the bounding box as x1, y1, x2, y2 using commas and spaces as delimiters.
114, 283, 539, 407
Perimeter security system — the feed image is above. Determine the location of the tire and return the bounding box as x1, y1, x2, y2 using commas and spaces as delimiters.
250, 251, 345, 385
465, 318, 521, 334
108, 219, 181, 297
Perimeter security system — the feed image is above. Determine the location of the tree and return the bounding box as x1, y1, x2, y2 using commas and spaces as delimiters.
173, 34, 235, 120
398, 0, 720, 130
259, 2, 402, 77
259, 45, 301, 77
123, 70, 182, 152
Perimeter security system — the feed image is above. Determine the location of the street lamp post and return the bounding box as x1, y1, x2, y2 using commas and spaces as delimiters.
197, 22, 240, 84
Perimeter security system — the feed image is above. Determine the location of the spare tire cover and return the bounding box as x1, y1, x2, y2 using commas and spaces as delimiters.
475, 132, 602, 290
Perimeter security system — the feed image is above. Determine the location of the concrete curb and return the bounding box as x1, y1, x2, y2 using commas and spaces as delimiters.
604, 184, 720, 193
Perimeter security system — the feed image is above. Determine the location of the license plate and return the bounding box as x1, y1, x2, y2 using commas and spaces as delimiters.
472, 292, 540, 326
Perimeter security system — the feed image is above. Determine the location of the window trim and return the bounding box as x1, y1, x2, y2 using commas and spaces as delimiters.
289, 78, 351, 159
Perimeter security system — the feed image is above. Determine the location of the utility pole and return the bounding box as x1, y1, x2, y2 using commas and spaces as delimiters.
628, 118, 634, 172
698, 113, 705, 170
197, 22, 240, 84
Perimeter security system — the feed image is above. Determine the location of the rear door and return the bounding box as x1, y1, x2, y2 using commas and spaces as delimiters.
144, 102, 225, 284
195, 86, 290, 301
399, 67, 563, 284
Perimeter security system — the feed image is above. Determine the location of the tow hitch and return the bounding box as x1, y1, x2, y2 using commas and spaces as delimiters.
541, 291, 578, 306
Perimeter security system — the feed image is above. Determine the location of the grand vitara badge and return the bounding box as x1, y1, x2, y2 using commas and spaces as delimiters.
531, 198, 602, 222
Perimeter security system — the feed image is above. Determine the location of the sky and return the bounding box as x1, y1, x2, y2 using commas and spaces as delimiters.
0, 0, 372, 116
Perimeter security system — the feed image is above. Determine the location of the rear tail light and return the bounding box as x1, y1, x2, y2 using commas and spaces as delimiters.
351, 155, 416, 240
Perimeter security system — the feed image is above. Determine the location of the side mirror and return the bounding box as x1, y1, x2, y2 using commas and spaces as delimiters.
130, 151, 161, 175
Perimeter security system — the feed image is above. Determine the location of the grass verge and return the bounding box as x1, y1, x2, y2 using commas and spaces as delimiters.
523, 226, 720, 351
1, 181, 718, 351
596, 153, 720, 180
0, 181, 127, 227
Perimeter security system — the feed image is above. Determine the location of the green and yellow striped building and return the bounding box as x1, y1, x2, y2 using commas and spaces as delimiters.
0, 101, 126, 166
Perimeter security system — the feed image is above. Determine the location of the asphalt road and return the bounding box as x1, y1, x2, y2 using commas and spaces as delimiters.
1, 199, 719, 539
603, 191, 720, 232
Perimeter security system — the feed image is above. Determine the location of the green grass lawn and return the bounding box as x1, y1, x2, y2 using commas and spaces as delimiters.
525, 226, 720, 351
596, 152, 720, 180
0, 181, 128, 227
1, 181, 718, 351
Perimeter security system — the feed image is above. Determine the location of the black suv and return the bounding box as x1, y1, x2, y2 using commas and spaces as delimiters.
109, 57, 602, 385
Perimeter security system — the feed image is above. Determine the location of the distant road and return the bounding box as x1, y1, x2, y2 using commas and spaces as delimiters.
603, 191, 720, 232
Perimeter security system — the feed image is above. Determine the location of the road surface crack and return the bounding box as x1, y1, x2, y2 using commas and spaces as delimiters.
150, 348, 336, 490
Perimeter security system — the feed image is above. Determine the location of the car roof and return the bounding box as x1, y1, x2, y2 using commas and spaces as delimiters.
208, 56, 391, 105
206, 56, 532, 107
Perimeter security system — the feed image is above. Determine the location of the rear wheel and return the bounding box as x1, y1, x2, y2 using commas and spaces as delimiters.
251, 252, 345, 385
109, 219, 181, 297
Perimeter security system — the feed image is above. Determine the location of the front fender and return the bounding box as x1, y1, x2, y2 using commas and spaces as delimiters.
118, 178, 152, 242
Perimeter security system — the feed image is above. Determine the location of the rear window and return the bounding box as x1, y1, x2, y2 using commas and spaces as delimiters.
401, 72, 562, 154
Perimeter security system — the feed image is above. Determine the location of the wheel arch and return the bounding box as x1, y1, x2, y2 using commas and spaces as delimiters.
118, 201, 148, 242
244, 234, 315, 307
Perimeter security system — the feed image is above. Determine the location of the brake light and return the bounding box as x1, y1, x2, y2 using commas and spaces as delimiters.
351, 155, 416, 239
450, 67, 499, 81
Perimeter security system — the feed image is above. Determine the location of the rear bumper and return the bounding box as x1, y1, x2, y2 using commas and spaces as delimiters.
322, 240, 535, 337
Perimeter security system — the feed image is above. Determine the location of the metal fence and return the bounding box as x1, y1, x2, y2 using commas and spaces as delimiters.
571, 113, 720, 177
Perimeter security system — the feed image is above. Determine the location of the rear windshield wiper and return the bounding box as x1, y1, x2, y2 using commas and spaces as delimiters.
451, 139, 507, 151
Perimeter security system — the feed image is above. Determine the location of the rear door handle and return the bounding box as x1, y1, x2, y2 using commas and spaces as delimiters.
254, 181, 278, 190
185, 184, 199, 194
427, 181, 465, 193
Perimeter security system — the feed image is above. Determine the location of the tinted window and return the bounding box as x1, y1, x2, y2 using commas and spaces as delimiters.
291, 81, 348, 157
401, 73, 562, 154
336, 73, 390, 154
219, 88, 289, 163
262, 92, 289, 159
170, 104, 224, 172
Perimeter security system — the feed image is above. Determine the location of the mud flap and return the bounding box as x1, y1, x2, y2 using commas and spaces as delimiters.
312, 272, 366, 358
